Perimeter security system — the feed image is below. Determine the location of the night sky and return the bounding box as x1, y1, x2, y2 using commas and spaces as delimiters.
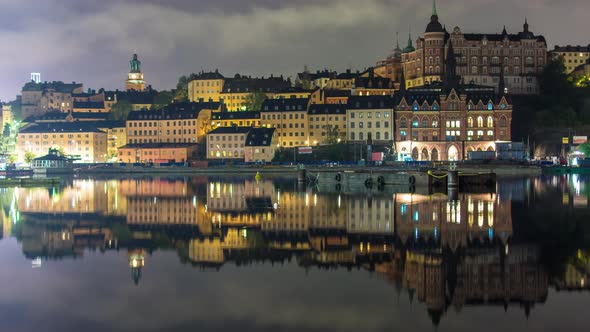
0, 0, 588, 100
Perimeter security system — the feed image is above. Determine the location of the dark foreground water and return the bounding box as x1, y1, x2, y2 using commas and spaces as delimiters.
0, 174, 589, 332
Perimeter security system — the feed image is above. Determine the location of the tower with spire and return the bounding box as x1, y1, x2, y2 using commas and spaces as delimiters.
423, 0, 446, 84
125, 53, 146, 91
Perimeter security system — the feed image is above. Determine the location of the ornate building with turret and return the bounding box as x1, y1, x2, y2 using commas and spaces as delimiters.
125, 53, 146, 91
401, 0, 547, 95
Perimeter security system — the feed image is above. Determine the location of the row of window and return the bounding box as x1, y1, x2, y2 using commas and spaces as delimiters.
129, 121, 197, 127
130, 129, 196, 136
262, 113, 305, 120
350, 132, 390, 140
349, 121, 390, 129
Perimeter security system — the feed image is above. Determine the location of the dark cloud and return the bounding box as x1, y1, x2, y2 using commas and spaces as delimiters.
0, 0, 588, 100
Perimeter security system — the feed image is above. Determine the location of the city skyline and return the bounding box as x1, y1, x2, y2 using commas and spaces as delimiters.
0, 0, 588, 101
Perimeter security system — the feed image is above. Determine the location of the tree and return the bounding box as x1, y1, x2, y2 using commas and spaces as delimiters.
539, 58, 573, 97
578, 143, 590, 157
151, 90, 174, 110
3, 124, 11, 137
109, 100, 133, 121
243, 92, 267, 111
326, 125, 343, 145
175, 75, 190, 102
24, 151, 36, 164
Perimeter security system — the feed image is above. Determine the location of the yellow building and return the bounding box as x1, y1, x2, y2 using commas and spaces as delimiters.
126, 102, 220, 145
550, 45, 590, 73
1, 105, 13, 129
17, 122, 108, 163
211, 111, 261, 128
346, 95, 395, 145
307, 104, 347, 145
117, 143, 198, 163
206, 127, 276, 162
260, 98, 310, 147
187, 70, 225, 103
220, 75, 291, 111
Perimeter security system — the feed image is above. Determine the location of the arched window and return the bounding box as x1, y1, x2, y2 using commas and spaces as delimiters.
468, 117, 474, 128
477, 116, 484, 128
422, 118, 429, 128
432, 117, 439, 128
500, 116, 507, 127
400, 118, 407, 128
412, 117, 419, 128
487, 116, 494, 128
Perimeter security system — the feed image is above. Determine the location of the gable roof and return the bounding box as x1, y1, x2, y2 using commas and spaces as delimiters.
245, 128, 276, 147
347, 95, 394, 109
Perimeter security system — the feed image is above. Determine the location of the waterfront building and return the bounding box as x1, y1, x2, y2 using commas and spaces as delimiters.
125, 101, 219, 145
307, 104, 347, 145
394, 43, 512, 161
125, 54, 146, 91
17, 122, 107, 163
21, 81, 84, 119
206, 126, 277, 162
260, 98, 310, 147
346, 95, 395, 146
117, 143, 198, 163
401, 1, 546, 94
550, 45, 590, 73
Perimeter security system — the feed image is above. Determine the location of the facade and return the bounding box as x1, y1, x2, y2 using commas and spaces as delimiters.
1, 105, 13, 130
308, 104, 347, 145
401, 1, 546, 95
73, 101, 107, 113
550, 45, 590, 73
96, 121, 127, 161
394, 46, 512, 161
310, 89, 350, 105
244, 127, 278, 163
21, 81, 84, 119
346, 95, 395, 145
206, 126, 250, 160
126, 102, 219, 145
17, 122, 108, 163
187, 70, 225, 103
125, 54, 146, 91
211, 111, 261, 128
220, 75, 290, 111
207, 126, 278, 162
375, 35, 403, 84
260, 98, 310, 147
117, 143, 198, 163
353, 69, 395, 97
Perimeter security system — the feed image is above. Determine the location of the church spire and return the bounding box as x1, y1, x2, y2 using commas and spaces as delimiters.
432, 0, 438, 16
523, 18, 529, 32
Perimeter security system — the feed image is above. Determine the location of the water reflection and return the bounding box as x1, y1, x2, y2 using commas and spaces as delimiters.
1, 175, 590, 328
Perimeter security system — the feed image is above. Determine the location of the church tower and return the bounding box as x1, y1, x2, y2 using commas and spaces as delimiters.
125, 53, 146, 91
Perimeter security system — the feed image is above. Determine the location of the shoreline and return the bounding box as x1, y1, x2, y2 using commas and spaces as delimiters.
72, 164, 543, 176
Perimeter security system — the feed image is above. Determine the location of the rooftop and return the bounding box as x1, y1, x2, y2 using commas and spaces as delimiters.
347, 95, 395, 109
261, 98, 309, 112
19, 122, 106, 134
119, 143, 198, 149
208, 126, 252, 135
245, 127, 276, 147
308, 104, 347, 115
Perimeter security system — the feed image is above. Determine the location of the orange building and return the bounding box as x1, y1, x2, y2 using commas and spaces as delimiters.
117, 143, 198, 163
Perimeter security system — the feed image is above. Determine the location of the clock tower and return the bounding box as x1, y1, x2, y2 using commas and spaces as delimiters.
125, 53, 146, 91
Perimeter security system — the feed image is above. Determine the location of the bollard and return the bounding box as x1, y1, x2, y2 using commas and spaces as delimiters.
448, 170, 459, 189
297, 169, 306, 183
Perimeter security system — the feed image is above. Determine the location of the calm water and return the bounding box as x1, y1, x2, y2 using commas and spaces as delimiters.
0, 174, 589, 332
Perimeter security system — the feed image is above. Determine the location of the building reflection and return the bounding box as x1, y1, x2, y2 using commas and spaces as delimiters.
5, 176, 589, 325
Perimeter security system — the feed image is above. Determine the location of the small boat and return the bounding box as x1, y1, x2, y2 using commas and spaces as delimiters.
30, 148, 74, 175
